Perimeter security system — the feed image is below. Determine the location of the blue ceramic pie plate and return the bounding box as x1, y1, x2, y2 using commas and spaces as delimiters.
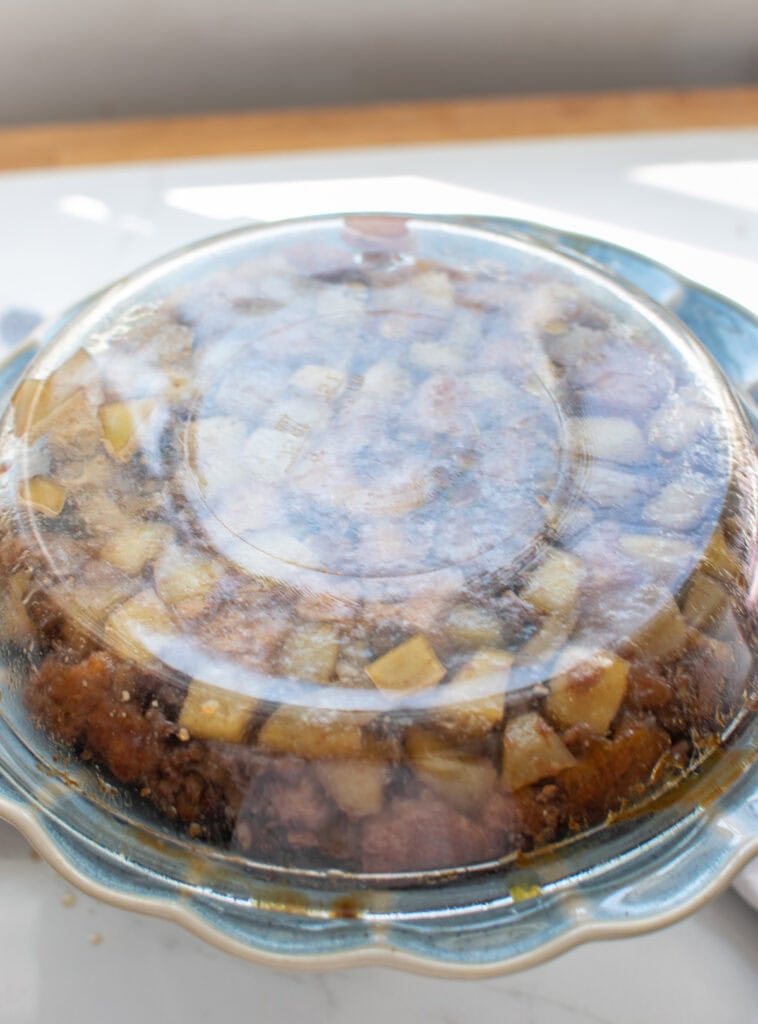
0, 216, 754, 976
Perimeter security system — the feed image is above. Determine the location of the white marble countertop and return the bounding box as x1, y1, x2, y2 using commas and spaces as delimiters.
0, 128, 755, 1018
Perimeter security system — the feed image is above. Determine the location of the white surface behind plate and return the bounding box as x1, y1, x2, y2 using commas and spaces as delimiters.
0, 128, 755, 1020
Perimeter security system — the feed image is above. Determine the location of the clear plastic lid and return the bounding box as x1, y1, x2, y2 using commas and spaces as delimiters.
0, 214, 755, 878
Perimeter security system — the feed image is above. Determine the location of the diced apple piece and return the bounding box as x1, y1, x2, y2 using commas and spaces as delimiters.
502, 712, 577, 791
366, 572, 461, 635
188, 416, 248, 501
414, 373, 467, 434
618, 533, 696, 576
332, 636, 374, 688
314, 283, 365, 318
315, 760, 388, 818
409, 340, 464, 372
569, 416, 646, 465
362, 360, 413, 403
648, 394, 709, 453
682, 573, 730, 633
179, 680, 256, 743
257, 707, 365, 759
437, 648, 511, 734
43, 349, 101, 408
359, 519, 411, 570
28, 349, 102, 430
702, 526, 742, 584
289, 364, 347, 401
546, 649, 629, 735
18, 476, 66, 517
278, 622, 341, 682
154, 544, 223, 610
100, 522, 175, 576
213, 487, 280, 535
14, 352, 100, 436
99, 398, 158, 461
582, 464, 640, 508
68, 565, 137, 621
416, 269, 455, 306
407, 728, 497, 812
628, 597, 690, 661
643, 473, 712, 532
445, 603, 502, 648
244, 427, 304, 483
33, 389, 102, 456
366, 635, 446, 695
450, 647, 512, 689
103, 589, 175, 662
75, 493, 132, 535
55, 452, 113, 493
11, 379, 46, 436
0, 570, 33, 640
522, 549, 582, 614
520, 607, 578, 660
266, 396, 330, 437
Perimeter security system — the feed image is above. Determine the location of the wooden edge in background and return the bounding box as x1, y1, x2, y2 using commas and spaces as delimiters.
0, 86, 757, 172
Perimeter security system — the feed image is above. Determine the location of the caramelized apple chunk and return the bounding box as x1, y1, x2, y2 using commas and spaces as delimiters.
502, 712, 576, 791
625, 597, 690, 662
179, 681, 256, 743
522, 549, 582, 615
545, 649, 629, 735
569, 416, 646, 465
366, 635, 446, 696
278, 622, 341, 682
18, 476, 66, 517
445, 603, 503, 648
257, 707, 365, 759
407, 728, 497, 812
99, 398, 158, 461
0, 571, 34, 640
100, 522, 175, 576
702, 525, 742, 584
153, 545, 224, 611
11, 379, 47, 436
315, 760, 388, 818
682, 572, 730, 634
436, 649, 511, 735
103, 589, 175, 662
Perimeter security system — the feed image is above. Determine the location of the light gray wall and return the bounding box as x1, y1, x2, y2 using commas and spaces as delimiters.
3, 0, 757, 125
